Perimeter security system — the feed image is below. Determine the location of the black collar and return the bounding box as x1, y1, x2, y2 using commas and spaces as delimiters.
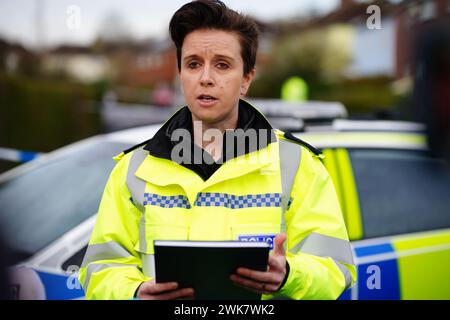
143, 99, 276, 165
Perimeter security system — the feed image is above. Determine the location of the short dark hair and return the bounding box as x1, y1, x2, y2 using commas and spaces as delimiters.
169, 0, 259, 76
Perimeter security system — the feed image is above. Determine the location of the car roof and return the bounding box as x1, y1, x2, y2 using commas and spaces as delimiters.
296, 118, 428, 150
0, 125, 161, 182
0, 118, 428, 183
297, 131, 427, 150
102, 120, 427, 151
103, 124, 160, 145
249, 99, 348, 121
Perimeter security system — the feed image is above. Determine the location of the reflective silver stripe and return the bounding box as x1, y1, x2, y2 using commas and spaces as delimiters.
81, 241, 133, 268
139, 213, 147, 253
290, 232, 355, 265
279, 138, 302, 233
334, 260, 353, 290
141, 253, 155, 278
83, 263, 138, 291
127, 147, 148, 253
126, 147, 148, 212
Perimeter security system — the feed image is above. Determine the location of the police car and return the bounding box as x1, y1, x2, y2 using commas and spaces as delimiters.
0, 117, 449, 300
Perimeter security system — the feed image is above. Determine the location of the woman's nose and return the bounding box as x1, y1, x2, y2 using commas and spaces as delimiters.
199, 66, 214, 87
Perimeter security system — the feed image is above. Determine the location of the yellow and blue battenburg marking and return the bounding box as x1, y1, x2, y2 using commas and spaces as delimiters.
338, 241, 400, 300
35, 270, 85, 300
338, 229, 450, 300
391, 230, 450, 299
354, 242, 400, 300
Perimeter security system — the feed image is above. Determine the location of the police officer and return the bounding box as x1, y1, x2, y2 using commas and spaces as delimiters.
79, 0, 355, 300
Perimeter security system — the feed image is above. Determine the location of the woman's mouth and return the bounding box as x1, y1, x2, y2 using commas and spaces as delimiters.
197, 94, 218, 107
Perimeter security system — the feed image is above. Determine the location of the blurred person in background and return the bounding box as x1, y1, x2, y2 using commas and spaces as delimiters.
414, 21, 450, 161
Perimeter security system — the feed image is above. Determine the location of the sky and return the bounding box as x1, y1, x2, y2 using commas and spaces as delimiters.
0, 0, 339, 49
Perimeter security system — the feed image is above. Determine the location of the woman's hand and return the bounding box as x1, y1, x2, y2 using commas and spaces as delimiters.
136, 280, 195, 300
230, 233, 287, 295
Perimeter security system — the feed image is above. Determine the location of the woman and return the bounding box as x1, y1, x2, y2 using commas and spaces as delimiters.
79, 0, 355, 300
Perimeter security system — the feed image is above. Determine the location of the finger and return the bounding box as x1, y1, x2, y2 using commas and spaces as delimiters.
273, 233, 286, 257
235, 267, 282, 284
268, 255, 284, 271
230, 273, 281, 293
232, 275, 276, 294
141, 281, 178, 295
230, 273, 261, 290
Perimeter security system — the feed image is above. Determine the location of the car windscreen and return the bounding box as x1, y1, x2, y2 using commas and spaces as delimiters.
349, 149, 450, 239
0, 141, 131, 262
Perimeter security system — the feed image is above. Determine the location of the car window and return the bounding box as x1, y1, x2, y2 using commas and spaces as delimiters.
349, 149, 450, 239
0, 141, 131, 261
62, 245, 87, 271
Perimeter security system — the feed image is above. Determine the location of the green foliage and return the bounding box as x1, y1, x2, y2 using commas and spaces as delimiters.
0, 74, 105, 152
310, 77, 401, 115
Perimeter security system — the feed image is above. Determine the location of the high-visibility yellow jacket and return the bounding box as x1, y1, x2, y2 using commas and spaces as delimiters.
78, 104, 356, 300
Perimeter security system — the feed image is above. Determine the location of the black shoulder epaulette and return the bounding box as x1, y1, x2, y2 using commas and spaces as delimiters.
123, 138, 152, 155
283, 131, 323, 156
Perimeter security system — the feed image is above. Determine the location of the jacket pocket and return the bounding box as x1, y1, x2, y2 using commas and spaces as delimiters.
134, 223, 189, 255
134, 223, 189, 278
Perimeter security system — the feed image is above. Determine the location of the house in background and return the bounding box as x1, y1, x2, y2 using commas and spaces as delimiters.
41, 45, 112, 83
310, 0, 450, 80
0, 39, 38, 76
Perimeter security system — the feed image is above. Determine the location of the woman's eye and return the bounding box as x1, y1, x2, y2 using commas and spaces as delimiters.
188, 62, 200, 69
217, 63, 229, 70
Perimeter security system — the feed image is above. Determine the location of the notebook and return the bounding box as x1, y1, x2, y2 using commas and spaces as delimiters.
154, 240, 270, 300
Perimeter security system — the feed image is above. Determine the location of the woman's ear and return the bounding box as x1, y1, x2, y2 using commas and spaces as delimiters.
241, 68, 256, 96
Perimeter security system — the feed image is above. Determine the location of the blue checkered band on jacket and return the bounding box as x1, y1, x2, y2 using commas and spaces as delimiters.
194, 192, 282, 209
143, 193, 191, 209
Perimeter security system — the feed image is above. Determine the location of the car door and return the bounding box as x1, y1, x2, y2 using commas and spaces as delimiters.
324, 146, 450, 300
0, 139, 132, 299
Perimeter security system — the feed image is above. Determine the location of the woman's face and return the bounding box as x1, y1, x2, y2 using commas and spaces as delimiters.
179, 29, 255, 126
